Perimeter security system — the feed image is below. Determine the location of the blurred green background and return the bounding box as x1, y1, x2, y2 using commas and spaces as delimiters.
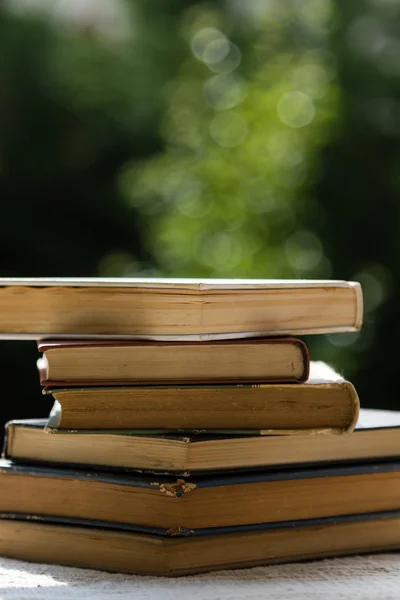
0, 0, 399, 431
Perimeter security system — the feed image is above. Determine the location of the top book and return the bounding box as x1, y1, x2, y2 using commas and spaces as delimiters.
0, 278, 363, 340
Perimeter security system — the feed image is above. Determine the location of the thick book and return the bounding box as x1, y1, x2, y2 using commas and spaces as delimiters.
44, 362, 360, 432
0, 458, 399, 534
37, 338, 310, 386
0, 278, 362, 340
4, 409, 400, 475
0, 511, 399, 575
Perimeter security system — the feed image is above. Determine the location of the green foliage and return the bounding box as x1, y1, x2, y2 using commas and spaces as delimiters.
121, 2, 338, 280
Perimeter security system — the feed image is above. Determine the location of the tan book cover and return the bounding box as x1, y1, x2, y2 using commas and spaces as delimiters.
4, 409, 399, 474
43, 362, 360, 433
0, 278, 362, 340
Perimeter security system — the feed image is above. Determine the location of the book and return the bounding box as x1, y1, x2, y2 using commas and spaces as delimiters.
44, 362, 360, 432
0, 511, 399, 575
37, 338, 310, 386
0, 278, 362, 340
0, 458, 399, 534
4, 409, 400, 475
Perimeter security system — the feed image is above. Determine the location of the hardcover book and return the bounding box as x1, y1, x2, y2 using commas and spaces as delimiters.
43, 362, 360, 432
0, 511, 399, 575
0, 278, 362, 340
37, 338, 310, 386
0, 458, 399, 535
4, 409, 400, 474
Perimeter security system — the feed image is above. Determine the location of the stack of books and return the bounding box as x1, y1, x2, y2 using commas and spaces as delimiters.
0, 278, 400, 576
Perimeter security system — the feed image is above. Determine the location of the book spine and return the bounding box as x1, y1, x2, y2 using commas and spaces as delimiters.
1, 421, 11, 459
344, 382, 360, 433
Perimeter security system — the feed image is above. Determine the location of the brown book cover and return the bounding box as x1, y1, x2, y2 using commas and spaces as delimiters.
0, 511, 397, 576
0, 458, 396, 535
37, 338, 310, 386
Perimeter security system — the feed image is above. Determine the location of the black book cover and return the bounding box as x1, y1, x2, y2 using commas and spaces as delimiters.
0, 508, 399, 537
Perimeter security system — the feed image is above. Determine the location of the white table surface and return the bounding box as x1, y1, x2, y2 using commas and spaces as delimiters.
1, 554, 400, 600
